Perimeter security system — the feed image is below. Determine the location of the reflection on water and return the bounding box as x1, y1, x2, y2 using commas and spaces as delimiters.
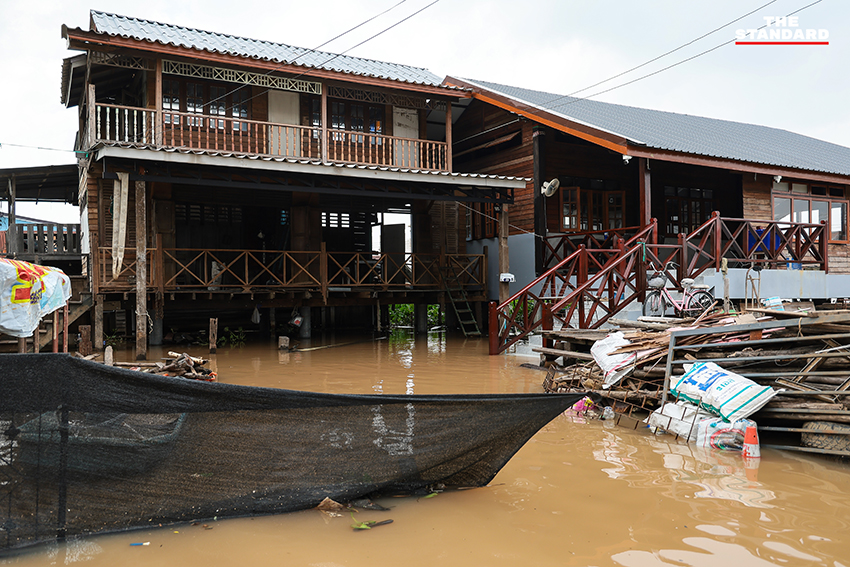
6, 331, 850, 567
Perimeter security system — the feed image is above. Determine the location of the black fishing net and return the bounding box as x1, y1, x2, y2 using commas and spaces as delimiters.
0, 354, 585, 553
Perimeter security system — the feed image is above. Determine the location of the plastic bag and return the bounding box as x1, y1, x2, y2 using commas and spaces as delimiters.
251, 306, 261, 324
0, 259, 71, 338
672, 362, 776, 422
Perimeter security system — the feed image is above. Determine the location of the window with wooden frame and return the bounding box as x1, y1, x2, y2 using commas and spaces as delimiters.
468, 203, 497, 240
559, 187, 625, 232
327, 99, 384, 141
663, 186, 714, 235
772, 181, 848, 242
160, 78, 251, 130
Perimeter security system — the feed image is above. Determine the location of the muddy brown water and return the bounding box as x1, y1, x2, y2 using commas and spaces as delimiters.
6, 331, 850, 566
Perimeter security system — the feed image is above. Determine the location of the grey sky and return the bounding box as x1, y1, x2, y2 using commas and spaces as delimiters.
0, 0, 844, 219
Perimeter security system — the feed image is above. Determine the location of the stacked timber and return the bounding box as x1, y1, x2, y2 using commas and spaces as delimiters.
542, 307, 850, 457
113, 351, 217, 381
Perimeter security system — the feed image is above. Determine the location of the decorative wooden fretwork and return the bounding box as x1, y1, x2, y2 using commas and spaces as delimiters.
326, 86, 434, 109
163, 60, 321, 95
90, 52, 154, 71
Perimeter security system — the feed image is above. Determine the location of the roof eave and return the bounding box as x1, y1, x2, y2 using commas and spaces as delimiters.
446, 76, 633, 154
63, 26, 469, 99
628, 146, 850, 185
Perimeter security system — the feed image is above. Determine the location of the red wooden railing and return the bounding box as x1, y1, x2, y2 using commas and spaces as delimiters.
489, 222, 658, 354
489, 213, 829, 354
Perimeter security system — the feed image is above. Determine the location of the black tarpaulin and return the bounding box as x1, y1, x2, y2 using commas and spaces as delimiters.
0, 354, 586, 553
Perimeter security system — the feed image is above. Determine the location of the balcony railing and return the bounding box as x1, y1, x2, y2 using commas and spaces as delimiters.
95, 247, 485, 299
91, 104, 449, 171
4, 224, 82, 257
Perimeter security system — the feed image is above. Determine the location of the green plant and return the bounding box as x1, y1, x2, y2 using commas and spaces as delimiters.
218, 326, 246, 347
388, 304, 414, 327
103, 329, 125, 348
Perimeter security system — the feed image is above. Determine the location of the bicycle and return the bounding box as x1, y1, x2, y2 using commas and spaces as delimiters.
642, 262, 715, 318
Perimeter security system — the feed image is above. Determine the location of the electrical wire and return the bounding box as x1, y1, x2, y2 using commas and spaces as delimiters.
523, 0, 825, 116
458, 201, 543, 240
207, 0, 410, 108
212, 0, 440, 112
557, 0, 779, 100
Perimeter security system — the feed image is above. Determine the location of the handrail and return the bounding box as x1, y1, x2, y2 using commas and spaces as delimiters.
96, 247, 485, 293
91, 103, 450, 171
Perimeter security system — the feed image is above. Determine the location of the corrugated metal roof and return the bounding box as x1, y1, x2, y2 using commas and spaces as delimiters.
462, 78, 850, 177
89, 10, 448, 88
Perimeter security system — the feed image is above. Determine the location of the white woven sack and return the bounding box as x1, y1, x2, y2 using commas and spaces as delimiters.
672, 362, 776, 422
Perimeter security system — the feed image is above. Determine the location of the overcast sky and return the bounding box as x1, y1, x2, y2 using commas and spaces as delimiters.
0, 0, 845, 220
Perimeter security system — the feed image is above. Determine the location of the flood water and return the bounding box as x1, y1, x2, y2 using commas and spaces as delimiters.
6, 331, 850, 566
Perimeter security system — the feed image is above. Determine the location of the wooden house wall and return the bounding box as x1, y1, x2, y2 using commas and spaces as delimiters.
743, 173, 850, 274
452, 100, 534, 236
543, 134, 638, 232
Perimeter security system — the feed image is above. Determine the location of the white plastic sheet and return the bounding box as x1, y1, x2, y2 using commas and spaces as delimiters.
0, 259, 71, 338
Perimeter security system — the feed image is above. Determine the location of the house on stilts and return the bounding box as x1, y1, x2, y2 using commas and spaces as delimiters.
441, 78, 850, 354
31, 10, 527, 356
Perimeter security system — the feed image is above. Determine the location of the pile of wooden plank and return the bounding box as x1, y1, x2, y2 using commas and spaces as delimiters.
542, 308, 850, 457
111, 351, 217, 381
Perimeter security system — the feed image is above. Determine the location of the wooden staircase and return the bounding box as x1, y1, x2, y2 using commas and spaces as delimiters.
443, 263, 481, 337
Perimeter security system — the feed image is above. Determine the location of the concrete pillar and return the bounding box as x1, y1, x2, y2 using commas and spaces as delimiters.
299, 306, 312, 339
415, 304, 428, 334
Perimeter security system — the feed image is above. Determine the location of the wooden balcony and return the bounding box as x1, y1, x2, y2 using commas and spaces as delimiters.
90, 103, 450, 171
95, 246, 485, 300
4, 224, 82, 260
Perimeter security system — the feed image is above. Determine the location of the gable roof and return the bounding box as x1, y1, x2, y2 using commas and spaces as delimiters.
85, 10, 446, 88
452, 77, 850, 179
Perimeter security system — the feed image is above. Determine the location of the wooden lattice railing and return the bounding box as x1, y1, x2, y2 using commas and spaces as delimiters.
489, 222, 658, 354
96, 247, 485, 299
490, 212, 830, 354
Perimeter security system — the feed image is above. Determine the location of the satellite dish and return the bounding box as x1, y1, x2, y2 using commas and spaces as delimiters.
541, 178, 560, 197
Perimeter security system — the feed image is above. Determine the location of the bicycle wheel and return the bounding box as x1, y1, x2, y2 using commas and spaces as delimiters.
643, 291, 666, 317
686, 290, 714, 316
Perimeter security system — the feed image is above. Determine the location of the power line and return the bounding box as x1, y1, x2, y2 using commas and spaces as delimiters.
212, 0, 439, 113
525, 0, 824, 116
207, 0, 410, 108
563, 0, 779, 99
236, 0, 441, 109
0, 142, 84, 155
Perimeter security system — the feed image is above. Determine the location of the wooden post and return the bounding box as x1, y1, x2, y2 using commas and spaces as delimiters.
135, 179, 148, 360
88, 84, 96, 148
445, 101, 452, 172
712, 211, 721, 271
532, 127, 546, 276
639, 157, 651, 228
320, 86, 328, 163
578, 244, 587, 327
79, 325, 92, 356
821, 219, 829, 273
63, 303, 69, 353
94, 296, 104, 350
209, 317, 218, 353
498, 204, 510, 305
53, 310, 59, 353
155, 59, 163, 145
7, 176, 17, 255
18, 336, 26, 354
488, 301, 499, 355
320, 241, 328, 304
